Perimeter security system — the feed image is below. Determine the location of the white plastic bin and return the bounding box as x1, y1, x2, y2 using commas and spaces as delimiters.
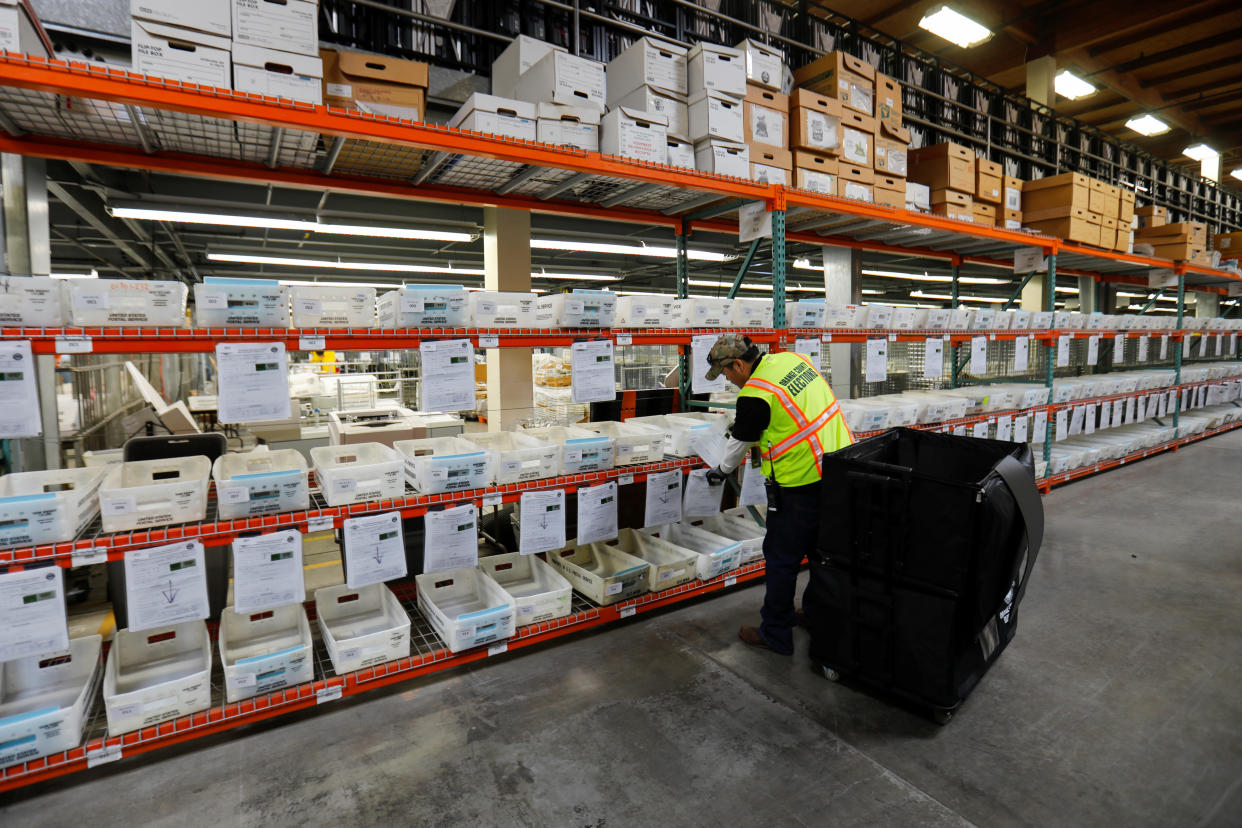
615, 296, 674, 328
0, 634, 101, 767
891, 307, 929, 330
582, 420, 666, 465
546, 539, 650, 605
471, 291, 537, 327
641, 522, 742, 581
468, 432, 558, 485
193, 279, 289, 327
627, 412, 727, 457
315, 583, 411, 674
698, 508, 765, 563
948, 307, 976, 329
534, 291, 617, 327
519, 425, 616, 474
728, 298, 773, 328
416, 567, 517, 653
310, 443, 405, 507
396, 437, 490, 494
0, 467, 105, 548
0, 276, 68, 327
98, 456, 211, 532
607, 528, 697, 591
218, 604, 313, 703
212, 449, 309, 519
477, 552, 572, 625
786, 299, 826, 328
103, 621, 212, 735
289, 286, 376, 328
866, 304, 895, 329
824, 303, 868, 328
376, 286, 470, 328
671, 297, 730, 327
924, 309, 952, 329
68, 280, 187, 327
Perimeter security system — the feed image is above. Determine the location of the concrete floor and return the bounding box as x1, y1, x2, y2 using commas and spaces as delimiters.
4, 431, 1241, 827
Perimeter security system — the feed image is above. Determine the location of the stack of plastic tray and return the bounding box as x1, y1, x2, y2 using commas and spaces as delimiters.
614, 296, 673, 328
626, 412, 726, 457
103, 621, 212, 735
948, 307, 975, 329
468, 432, 559, 485
864, 395, 920, 427
310, 443, 405, 507
701, 507, 766, 563
0, 466, 106, 548
865, 304, 894, 328
824, 304, 868, 328
212, 448, 309, 519
288, 286, 376, 328
534, 291, 617, 327
68, 279, 187, 327
315, 583, 411, 674
0, 275, 68, 326
0, 634, 101, 767
98, 456, 211, 533
416, 568, 517, 653
728, 298, 773, 328
601, 528, 695, 591
546, 540, 650, 605
218, 605, 313, 702
890, 307, 928, 330
840, 400, 890, 433
376, 286, 470, 328
396, 437, 490, 494
641, 522, 742, 581
518, 425, 616, 474
470, 291, 538, 327
478, 552, 573, 625
671, 297, 730, 327
193, 279, 289, 327
785, 299, 825, 328
1029, 311, 1054, 329
582, 420, 666, 465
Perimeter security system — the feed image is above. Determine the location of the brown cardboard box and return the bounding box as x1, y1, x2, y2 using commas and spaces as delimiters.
321, 49, 428, 121
1118, 189, 1135, 224
1024, 203, 1091, 224
792, 51, 876, 115
1026, 213, 1097, 246
789, 89, 844, 154
1135, 204, 1166, 229
1023, 172, 1091, 214
875, 72, 902, 130
839, 109, 876, 168
873, 173, 904, 210
1102, 184, 1121, 219
1115, 228, 1129, 252
749, 146, 793, 185
1087, 179, 1110, 215
743, 83, 789, 151
1149, 242, 1205, 262
931, 204, 974, 222
838, 162, 874, 202
1136, 222, 1206, 246
972, 202, 997, 223
874, 122, 910, 177
908, 142, 975, 194
1003, 176, 1023, 212
1001, 208, 1022, 230
976, 158, 1002, 205
931, 188, 971, 209
1213, 230, 1242, 251
793, 150, 838, 195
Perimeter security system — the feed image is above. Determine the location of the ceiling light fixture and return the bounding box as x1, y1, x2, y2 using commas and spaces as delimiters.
910, 290, 1007, 304
109, 206, 476, 242
860, 268, 1010, 285
1055, 70, 1096, 100
1182, 144, 1219, 162
918, 6, 992, 48
531, 239, 733, 262
1055, 286, 1080, 294
206, 252, 485, 275
50, 269, 98, 279
1230, 168, 1242, 182
1125, 114, 1169, 136
531, 271, 622, 282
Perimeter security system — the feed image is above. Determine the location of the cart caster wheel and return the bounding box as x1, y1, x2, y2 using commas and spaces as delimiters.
933, 709, 953, 725
821, 665, 840, 682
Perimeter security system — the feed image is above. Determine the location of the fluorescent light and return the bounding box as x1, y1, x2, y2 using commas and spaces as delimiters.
531, 239, 732, 262
1125, 304, 1177, 313
616, 291, 674, 297
1125, 114, 1169, 136
918, 6, 992, 48
793, 258, 813, 269
687, 279, 770, 292
1183, 144, 1218, 162
1055, 70, 1095, 100
50, 269, 98, 279
274, 279, 425, 290
911, 290, 1006, 304
1055, 286, 1079, 294
861, 289, 885, 295
861, 268, 1010, 285
531, 271, 621, 282
206, 252, 485, 275
1231, 168, 1242, 182
109, 206, 475, 242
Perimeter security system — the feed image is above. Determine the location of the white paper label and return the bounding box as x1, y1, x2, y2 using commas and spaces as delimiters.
316, 685, 343, 704
482, 493, 503, 507
692, 334, 727, 394
996, 415, 1013, 442
644, 469, 683, 527
488, 642, 508, 656
618, 473, 635, 487
343, 511, 407, 588
420, 339, 475, 412
1115, 334, 1125, 361
1013, 415, 1029, 443
1069, 406, 1085, 436
55, 336, 92, 354
478, 334, 499, 348
795, 337, 821, 363
971, 336, 987, 372
422, 504, 478, 574
738, 463, 766, 507
1057, 334, 1071, 367
231, 530, 305, 614
0, 341, 42, 438
73, 290, 108, 309
72, 547, 109, 567
619, 606, 636, 619
519, 489, 566, 555
124, 541, 210, 633
0, 567, 68, 662
738, 201, 773, 244
1138, 335, 1149, 362
1055, 409, 1068, 441
615, 334, 632, 345
972, 421, 990, 439
86, 744, 122, 768
1087, 335, 1099, 366
299, 335, 326, 351
1033, 409, 1048, 442
1161, 335, 1169, 360
306, 515, 334, 533
924, 337, 944, 379
865, 338, 888, 383
576, 481, 618, 545
571, 339, 616, 404
1015, 336, 1030, 372
217, 342, 291, 425
683, 469, 724, 517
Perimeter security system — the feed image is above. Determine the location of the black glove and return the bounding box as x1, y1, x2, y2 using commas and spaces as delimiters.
705, 466, 729, 485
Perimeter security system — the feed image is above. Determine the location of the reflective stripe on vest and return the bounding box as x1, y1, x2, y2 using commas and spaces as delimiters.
770, 401, 840, 459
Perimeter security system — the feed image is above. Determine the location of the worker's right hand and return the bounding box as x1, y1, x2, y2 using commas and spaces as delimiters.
704, 466, 729, 485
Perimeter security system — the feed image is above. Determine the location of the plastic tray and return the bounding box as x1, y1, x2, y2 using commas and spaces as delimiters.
0, 634, 101, 767
519, 426, 616, 474
193, 279, 289, 327
534, 291, 617, 327
315, 583, 411, 674
0, 466, 106, 548
98, 456, 211, 532
641, 522, 742, 581
395, 436, 490, 494
477, 553, 572, 625
866, 304, 895, 329
288, 286, 376, 328
467, 432, 559, 485
605, 528, 697, 591
626, 412, 727, 457
671, 297, 730, 327
728, 298, 773, 328
310, 443, 405, 507
470, 291, 537, 327
546, 540, 650, 606
376, 286, 470, 328
701, 508, 766, 563
103, 621, 212, 735
416, 567, 517, 653
824, 304, 868, 328
786, 299, 825, 328
218, 604, 313, 702
212, 448, 309, 519
0, 276, 68, 326
614, 296, 674, 328
68, 279, 187, 327
582, 420, 666, 465
890, 308, 929, 330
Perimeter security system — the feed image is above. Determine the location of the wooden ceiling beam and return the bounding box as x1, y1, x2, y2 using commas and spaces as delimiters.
1145, 56, 1242, 91
1050, 0, 1227, 53
1104, 27, 1242, 75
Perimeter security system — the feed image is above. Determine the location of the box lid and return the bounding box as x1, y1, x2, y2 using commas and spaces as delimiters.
666, 132, 692, 146
450, 93, 537, 127
538, 102, 603, 124
232, 44, 323, 78
688, 42, 744, 60
606, 105, 669, 127
332, 49, 428, 88
687, 88, 744, 106
133, 18, 231, 51
1023, 172, 1090, 191
878, 121, 910, 142
743, 84, 789, 109
627, 35, 688, 58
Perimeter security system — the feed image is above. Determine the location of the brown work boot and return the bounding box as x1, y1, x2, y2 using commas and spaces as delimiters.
738, 625, 790, 655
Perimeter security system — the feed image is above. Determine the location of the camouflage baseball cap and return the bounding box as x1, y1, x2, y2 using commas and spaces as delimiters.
704, 333, 755, 380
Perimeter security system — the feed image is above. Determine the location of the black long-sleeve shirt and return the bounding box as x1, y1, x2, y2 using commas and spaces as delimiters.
731, 355, 771, 443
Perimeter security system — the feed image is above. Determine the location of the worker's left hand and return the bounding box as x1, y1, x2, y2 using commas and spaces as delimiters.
705, 466, 729, 485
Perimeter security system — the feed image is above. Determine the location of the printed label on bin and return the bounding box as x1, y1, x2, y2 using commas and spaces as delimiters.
605, 581, 624, 596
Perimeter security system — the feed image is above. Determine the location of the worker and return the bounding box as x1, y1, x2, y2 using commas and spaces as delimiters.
702, 334, 853, 655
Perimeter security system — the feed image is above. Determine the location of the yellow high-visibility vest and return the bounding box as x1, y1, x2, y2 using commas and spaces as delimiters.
736, 351, 853, 486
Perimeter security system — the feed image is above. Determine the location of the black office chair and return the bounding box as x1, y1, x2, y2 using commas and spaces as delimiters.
121, 432, 228, 463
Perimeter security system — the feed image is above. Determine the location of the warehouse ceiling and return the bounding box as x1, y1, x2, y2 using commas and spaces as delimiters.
811, 0, 1242, 174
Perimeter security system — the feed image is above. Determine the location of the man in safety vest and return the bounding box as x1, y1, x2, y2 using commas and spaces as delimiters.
703, 334, 853, 655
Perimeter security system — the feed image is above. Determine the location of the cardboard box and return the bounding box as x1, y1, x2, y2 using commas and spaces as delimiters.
1087, 179, 1109, 215
737, 38, 784, 90
601, 106, 668, 163
606, 36, 688, 101
1022, 172, 1091, 214
972, 202, 997, 223
750, 146, 791, 183
838, 163, 874, 202
131, 0, 230, 37
1002, 208, 1022, 230
449, 93, 537, 141
1102, 184, 1121, 219
232, 0, 318, 57
1135, 204, 1166, 228
908, 142, 975, 193
233, 45, 322, 104
515, 50, 607, 110
1118, 189, 1135, 223
976, 158, 1002, 205
688, 89, 744, 143
131, 19, 231, 88
1003, 176, 1023, 212
793, 151, 838, 195
873, 174, 903, 210
1026, 215, 1097, 246
613, 85, 687, 138
1213, 231, 1242, 251
320, 49, 427, 121
491, 35, 566, 99
666, 133, 695, 169
790, 89, 843, 154
1148, 242, 1205, 262
687, 42, 746, 98
932, 204, 973, 222
792, 50, 875, 115
905, 181, 930, 212
839, 110, 876, 168
743, 84, 788, 150
694, 139, 749, 178
874, 123, 909, 177
874, 72, 902, 130
1136, 222, 1207, 246
931, 188, 971, 210
750, 163, 788, 185
538, 102, 601, 151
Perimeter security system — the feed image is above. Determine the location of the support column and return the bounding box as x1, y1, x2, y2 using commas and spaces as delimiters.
1077, 277, 1096, 314
1020, 275, 1046, 310
483, 207, 533, 431
1174, 273, 1185, 432
676, 228, 690, 411
1195, 292, 1219, 318
1025, 56, 1056, 107
821, 245, 860, 397
1043, 253, 1056, 464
